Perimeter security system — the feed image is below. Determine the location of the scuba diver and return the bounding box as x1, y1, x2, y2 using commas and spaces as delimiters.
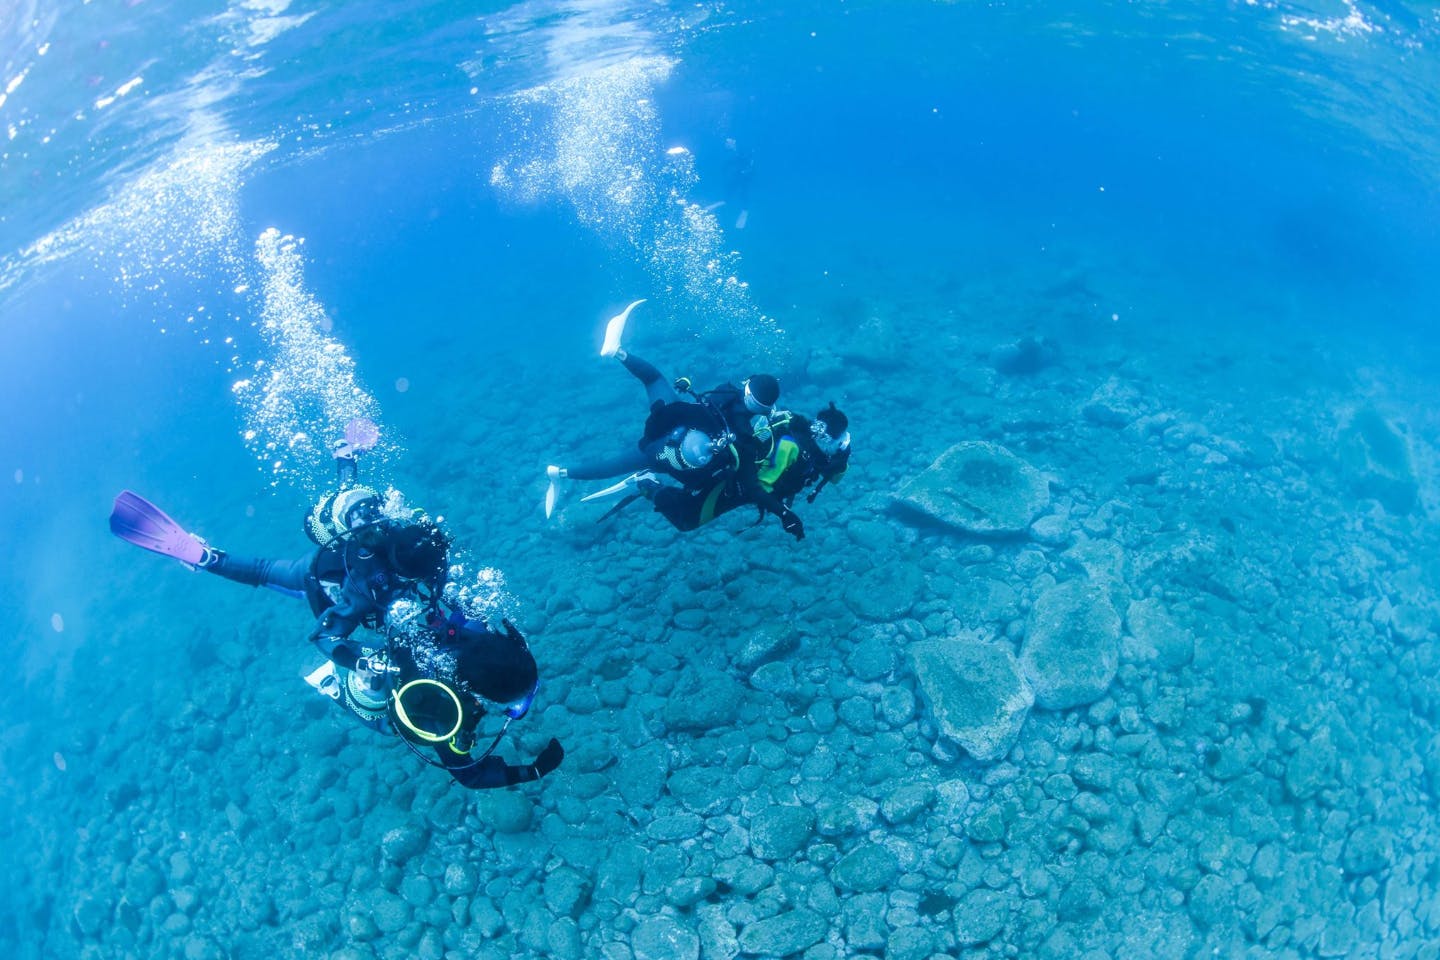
544, 299, 805, 540
109, 419, 564, 788
111, 483, 450, 673
766, 402, 851, 505
647, 402, 851, 533
306, 601, 564, 789
110, 419, 443, 672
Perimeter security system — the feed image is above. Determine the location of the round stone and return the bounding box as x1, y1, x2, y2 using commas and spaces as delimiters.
750, 806, 816, 861
370, 892, 411, 934
381, 825, 429, 863
123, 862, 165, 904
480, 791, 534, 834
443, 862, 478, 896
954, 888, 1010, 946
72, 894, 110, 938
647, 814, 705, 842
880, 783, 933, 825
631, 916, 700, 960
830, 843, 899, 893
1342, 824, 1393, 875
737, 910, 827, 956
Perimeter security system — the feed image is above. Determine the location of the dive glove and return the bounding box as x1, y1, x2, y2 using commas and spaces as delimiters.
780, 509, 805, 541
530, 738, 565, 780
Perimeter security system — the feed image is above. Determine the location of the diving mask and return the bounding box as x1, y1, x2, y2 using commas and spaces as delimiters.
812, 420, 851, 458
305, 485, 384, 545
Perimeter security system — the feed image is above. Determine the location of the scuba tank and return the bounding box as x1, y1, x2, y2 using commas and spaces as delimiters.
302, 655, 395, 733
655, 427, 723, 473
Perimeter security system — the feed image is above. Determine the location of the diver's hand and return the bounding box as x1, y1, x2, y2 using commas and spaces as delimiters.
780, 509, 805, 541
530, 738, 565, 780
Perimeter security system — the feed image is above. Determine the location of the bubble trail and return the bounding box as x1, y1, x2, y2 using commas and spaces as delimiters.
232, 228, 387, 491
490, 57, 785, 360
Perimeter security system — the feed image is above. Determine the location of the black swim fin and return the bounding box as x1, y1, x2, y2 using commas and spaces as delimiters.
595, 494, 642, 524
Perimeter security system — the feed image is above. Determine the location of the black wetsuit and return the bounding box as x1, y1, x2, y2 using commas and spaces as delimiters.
201, 512, 563, 788
209, 553, 560, 788
768, 415, 851, 504
564, 353, 801, 536
650, 480, 749, 532
564, 353, 731, 485
695, 383, 793, 522
640, 390, 802, 537
205, 535, 426, 669
385, 632, 555, 790
651, 414, 846, 532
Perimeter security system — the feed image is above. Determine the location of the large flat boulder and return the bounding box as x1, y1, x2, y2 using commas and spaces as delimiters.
909, 638, 1033, 762
1340, 408, 1418, 514
895, 442, 1050, 535
1020, 580, 1120, 710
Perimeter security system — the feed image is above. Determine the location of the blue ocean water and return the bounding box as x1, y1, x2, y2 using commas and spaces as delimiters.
3, 1, 1440, 957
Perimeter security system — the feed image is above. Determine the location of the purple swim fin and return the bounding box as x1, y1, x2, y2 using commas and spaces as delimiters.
109, 491, 207, 566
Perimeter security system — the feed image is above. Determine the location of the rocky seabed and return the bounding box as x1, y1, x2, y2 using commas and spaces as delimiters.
23, 284, 1440, 960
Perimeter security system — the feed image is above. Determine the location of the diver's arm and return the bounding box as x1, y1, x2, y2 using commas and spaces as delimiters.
308, 554, 399, 666
732, 453, 781, 514
309, 605, 365, 669
796, 432, 848, 503
445, 738, 565, 790
734, 454, 805, 538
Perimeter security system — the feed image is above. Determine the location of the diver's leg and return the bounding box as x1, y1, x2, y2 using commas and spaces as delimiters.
204, 552, 314, 593
545, 347, 679, 518
547, 449, 654, 518
696, 484, 750, 531
657, 481, 744, 531
563, 449, 653, 481
621, 353, 680, 406
652, 487, 704, 531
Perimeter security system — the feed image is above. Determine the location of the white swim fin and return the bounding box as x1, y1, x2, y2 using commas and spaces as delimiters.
601, 298, 646, 358
303, 661, 340, 700
545, 465, 566, 519
581, 471, 656, 503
